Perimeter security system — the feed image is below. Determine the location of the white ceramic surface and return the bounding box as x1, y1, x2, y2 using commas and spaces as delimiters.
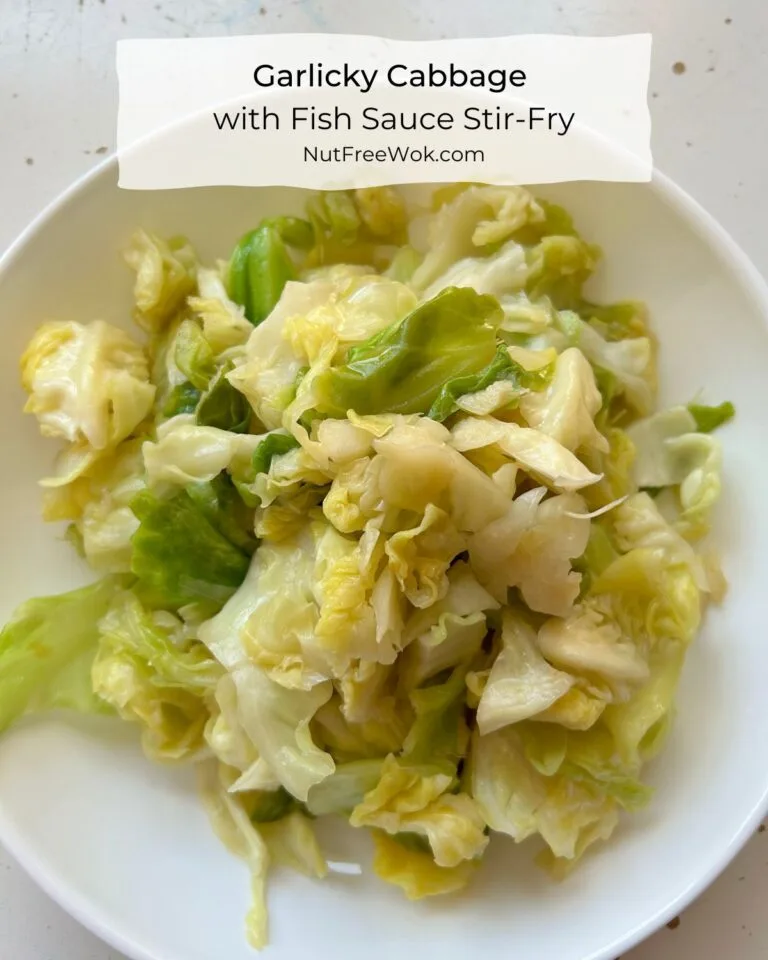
0, 164, 767, 960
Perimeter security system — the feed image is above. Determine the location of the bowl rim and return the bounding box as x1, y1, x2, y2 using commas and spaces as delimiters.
1, 157, 768, 960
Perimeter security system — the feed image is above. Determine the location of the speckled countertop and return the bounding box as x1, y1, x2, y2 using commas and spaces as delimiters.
1, 1, 767, 958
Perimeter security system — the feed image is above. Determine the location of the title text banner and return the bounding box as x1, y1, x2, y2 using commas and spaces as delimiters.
116, 34, 652, 189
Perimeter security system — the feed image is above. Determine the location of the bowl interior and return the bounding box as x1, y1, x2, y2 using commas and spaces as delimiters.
0, 169, 767, 960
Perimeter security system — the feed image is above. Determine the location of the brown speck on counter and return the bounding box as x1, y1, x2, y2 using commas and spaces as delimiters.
725, 17, 732, 24
758, 823, 765, 833
260, 5, 266, 13
672, 61, 686, 75
686, 141, 692, 147
667, 916, 681, 930
24, 157, 34, 166
651, 91, 659, 98
707, 66, 716, 72
94, 145, 108, 155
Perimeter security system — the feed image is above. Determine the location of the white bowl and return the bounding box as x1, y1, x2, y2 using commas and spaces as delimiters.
1, 163, 767, 960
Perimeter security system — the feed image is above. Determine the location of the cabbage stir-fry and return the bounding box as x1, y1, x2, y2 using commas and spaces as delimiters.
1, 185, 734, 948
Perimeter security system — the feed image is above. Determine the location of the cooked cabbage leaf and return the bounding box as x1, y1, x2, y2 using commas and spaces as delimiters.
688, 400, 735, 434
476, 611, 575, 734
399, 562, 497, 688
227, 664, 334, 801
519, 347, 608, 454
259, 810, 327, 878
246, 787, 296, 824
199, 762, 270, 949
252, 432, 301, 476
602, 641, 686, 767
20, 320, 155, 464
350, 755, 488, 868
227, 272, 410, 430
188, 267, 253, 353
196, 365, 251, 433
401, 665, 470, 764
94, 591, 221, 760
305, 758, 385, 816
525, 236, 600, 309
0, 577, 118, 733
411, 185, 544, 291
469, 489, 590, 614
130, 489, 251, 608
185, 473, 257, 555
313, 287, 502, 418
198, 556, 335, 799
228, 217, 313, 325
556, 311, 655, 417
43, 438, 146, 574
451, 416, 602, 492
142, 415, 264, 487
174, 319, 216, 390
470, 726, 620, 867
626, 407, 724, 539
124, 230, 198, 333
428, 343, 552, 422
305, 188, 407, 267
371, 830, 477, 899
420, 239, 529, 301
164, 381, 201, 417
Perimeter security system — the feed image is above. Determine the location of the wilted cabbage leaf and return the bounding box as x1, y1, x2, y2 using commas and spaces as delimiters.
124, 230, 198, 333
476, 611, 574, 734
519, 347, 608, 454
350, 755, 488, 868
0, 578, 119, 733
313, 287, 502, 417
626, 408, 727, 539
470, 726, 621, 869
372, 830, 478, 899
21, 320, 155, 471
451, 416, 602, 492
94, 591, 221, 760
130, 488, 251, 608
43, 438, 146, 574
411, 184, 545, 291
688, 400, 735, 434
199, 762, 270, 949
143, 415, 264, 487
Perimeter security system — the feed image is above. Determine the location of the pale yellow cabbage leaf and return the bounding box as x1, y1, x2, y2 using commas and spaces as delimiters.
21, 320, 155, 469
